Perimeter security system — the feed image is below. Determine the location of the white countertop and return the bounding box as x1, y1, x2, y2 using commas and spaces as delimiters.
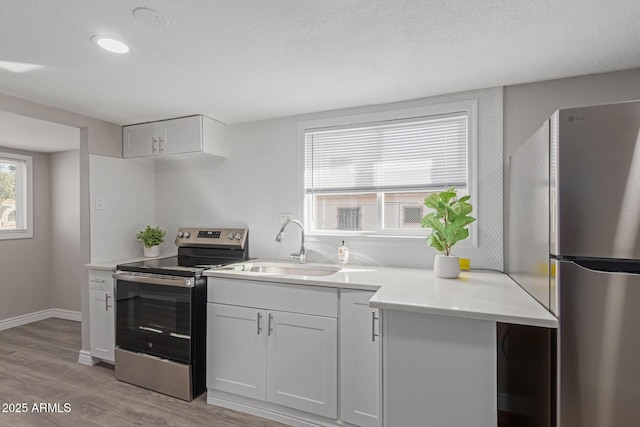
204, 260, 557, 328
84, 254, 175, 271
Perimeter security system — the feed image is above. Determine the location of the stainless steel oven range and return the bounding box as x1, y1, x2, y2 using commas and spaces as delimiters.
112, 227, 249, 401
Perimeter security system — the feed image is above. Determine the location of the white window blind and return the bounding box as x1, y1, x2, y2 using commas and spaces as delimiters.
304, 113, 468, 195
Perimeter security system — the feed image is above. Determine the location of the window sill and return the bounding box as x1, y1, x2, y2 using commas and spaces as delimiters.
0, 230, 33, 240
306, 231, 428, 239
305, 231, 477, 249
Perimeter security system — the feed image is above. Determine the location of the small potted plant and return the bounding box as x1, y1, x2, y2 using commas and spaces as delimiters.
420, 187, 475, 278
136, 225, 166, 257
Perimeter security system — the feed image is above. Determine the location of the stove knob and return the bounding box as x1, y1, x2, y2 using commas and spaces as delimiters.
183, 232, 191, 238
177, 232, 184, 238
227, 232, 234, 240
234, 232, 242, 240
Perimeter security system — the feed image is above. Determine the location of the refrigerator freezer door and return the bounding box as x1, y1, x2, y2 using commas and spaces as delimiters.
552, 101, 640, 260
558, 260, 640, 427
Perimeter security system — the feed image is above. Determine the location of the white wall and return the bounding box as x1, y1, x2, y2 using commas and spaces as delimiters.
51, 150, 81, 312
156, 87, 504, 270
89, 155, 157, 261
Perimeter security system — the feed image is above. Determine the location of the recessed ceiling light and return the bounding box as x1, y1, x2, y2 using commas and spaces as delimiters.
91, 36, 131, 54
132, 7, 169, 29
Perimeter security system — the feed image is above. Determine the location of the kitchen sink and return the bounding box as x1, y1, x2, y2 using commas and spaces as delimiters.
216, 262, 341, 277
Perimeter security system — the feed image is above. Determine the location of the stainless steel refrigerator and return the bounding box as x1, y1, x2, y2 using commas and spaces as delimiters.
508, 100, 640, 427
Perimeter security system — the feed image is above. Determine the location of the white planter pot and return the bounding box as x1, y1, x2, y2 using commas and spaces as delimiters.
144, 245, 160, 258
434, 254, 460, 279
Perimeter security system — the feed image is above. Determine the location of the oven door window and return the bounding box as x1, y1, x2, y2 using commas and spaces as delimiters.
116, 280, 192, 363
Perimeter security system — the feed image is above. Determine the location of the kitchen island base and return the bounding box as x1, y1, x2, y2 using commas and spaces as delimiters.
383, 309, 497, 427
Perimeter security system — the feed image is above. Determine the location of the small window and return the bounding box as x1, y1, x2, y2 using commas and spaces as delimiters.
0, 152, 33, 240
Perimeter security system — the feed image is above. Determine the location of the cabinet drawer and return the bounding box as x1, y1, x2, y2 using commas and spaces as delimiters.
89, 270, 114, 292
208, 277, 337, 318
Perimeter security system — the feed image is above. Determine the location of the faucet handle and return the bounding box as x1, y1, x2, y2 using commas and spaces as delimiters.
289, 247, 307, 264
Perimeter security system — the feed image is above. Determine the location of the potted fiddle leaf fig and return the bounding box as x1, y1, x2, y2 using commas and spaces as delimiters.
421, 187, 475, 278
136, 225, 166, 257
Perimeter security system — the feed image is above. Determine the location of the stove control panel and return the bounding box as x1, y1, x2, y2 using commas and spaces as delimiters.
175, 227, 248, 249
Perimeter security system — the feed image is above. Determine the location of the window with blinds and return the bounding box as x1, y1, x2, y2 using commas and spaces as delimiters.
303, 109, 471, 235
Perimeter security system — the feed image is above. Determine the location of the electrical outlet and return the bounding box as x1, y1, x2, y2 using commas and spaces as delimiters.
95, 197, 105, 210
279, 212, 293, 225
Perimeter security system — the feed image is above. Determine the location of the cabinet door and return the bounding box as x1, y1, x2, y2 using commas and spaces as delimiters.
207, 303, 267, 401
340, 290, 381, 427
162, 116, 202, 155
123, 124, 154, 157
266, 310, 337, 418
89, 289, 114, 361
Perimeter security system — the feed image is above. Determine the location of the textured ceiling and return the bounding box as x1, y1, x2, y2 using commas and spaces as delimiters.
1, 0, 640, 130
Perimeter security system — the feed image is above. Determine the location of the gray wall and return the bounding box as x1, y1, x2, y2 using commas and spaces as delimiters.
0, 147, 52, 319
503, 67, 640, 266
505, 67, 640, 158
51, 150, 81, 312
0, 91, 121, 352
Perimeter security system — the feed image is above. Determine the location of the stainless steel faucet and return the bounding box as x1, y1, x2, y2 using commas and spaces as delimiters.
275, 219, 306, 264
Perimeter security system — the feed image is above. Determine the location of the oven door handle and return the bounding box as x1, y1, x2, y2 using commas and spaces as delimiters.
139, 326, 163, 334
112, 272, 194, 288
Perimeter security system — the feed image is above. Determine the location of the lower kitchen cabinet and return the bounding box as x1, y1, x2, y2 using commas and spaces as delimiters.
207, 304, 267, 400
340, 290, 382, 427
207, 277, 382, 426
266, 310, 337, 418
207, 278, 338, 420
88, 269, 115, 362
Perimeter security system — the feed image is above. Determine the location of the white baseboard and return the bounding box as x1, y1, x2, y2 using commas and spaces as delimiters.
207, 391, 338, 427
50, 308, 82, 322
77, 350, 97, 366
0, 308, 82, 331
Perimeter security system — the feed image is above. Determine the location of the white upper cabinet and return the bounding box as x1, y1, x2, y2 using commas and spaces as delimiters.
123, 115, 227, 160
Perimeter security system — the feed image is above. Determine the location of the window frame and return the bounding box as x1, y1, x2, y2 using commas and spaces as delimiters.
297, 100, 478, 246
0, 151, 33, 240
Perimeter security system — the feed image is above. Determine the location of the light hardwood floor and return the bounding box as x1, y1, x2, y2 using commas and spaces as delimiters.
0, 318, 286, 427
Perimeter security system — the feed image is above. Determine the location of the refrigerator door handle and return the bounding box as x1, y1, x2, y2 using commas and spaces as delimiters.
570, 258, 640, 274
